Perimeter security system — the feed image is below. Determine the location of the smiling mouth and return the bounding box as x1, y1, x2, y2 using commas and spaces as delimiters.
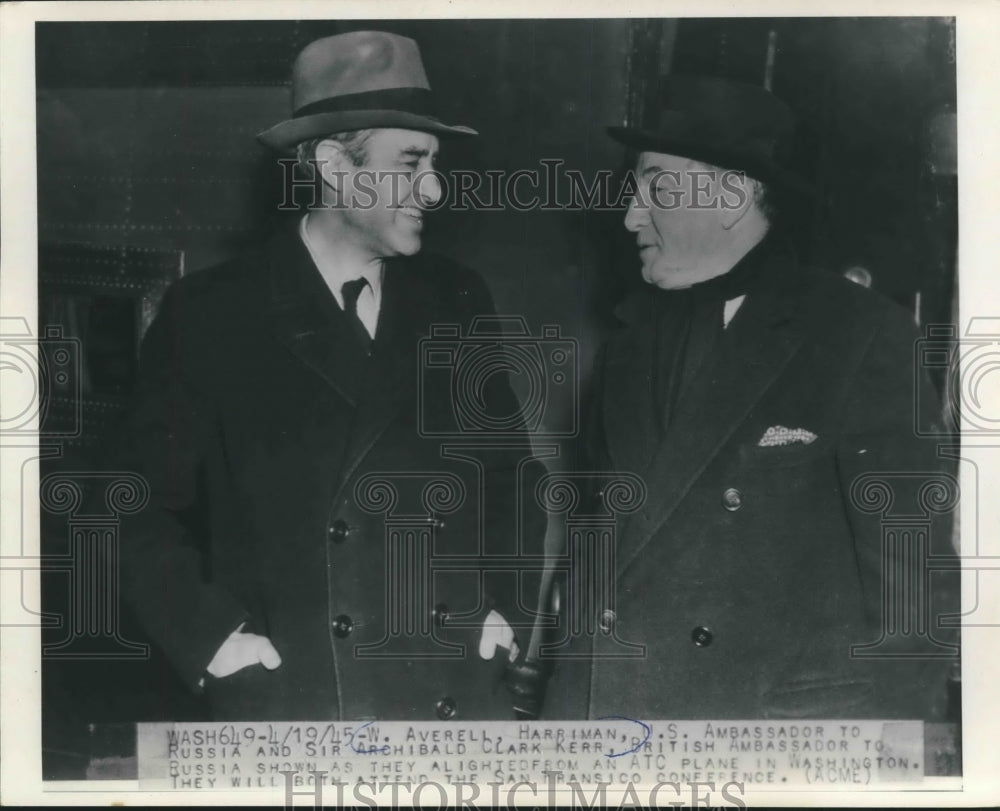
399, 206, 424, 224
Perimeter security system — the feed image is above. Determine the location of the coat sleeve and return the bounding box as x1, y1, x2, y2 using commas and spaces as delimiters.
835, 302, 959, 720
111, 283, 249, 691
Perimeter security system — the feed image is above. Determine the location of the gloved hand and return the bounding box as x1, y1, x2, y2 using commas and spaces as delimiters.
201, 622, 282, 687
477, 609, 519, 662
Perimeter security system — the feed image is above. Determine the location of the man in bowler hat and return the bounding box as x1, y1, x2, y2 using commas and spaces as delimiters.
545, 77, 959, 720
113, 31, 545, 720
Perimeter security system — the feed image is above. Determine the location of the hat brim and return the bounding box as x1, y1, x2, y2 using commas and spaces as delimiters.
258, 110, 478, 152
607, 125, 813, 197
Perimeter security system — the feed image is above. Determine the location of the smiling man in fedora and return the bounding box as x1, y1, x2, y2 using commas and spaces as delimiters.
113, 31, 545, 721
545, 76, 959, 721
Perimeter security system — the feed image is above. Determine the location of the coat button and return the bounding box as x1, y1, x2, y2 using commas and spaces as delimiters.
432, 603, 450, 627
430, 513, 446, 530
332, 614, 353, 638
435, 697, 457, 720
598, 609, 617, 633
691, 626, 713, 647
721, 488, 743, 511
328, 519, 351, 543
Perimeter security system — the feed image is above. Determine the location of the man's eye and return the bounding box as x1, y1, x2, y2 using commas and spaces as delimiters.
402, 161, 420, 170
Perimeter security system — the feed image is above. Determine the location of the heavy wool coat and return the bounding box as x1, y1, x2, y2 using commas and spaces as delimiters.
113, 224, 547, 721
544, 239, 959, 721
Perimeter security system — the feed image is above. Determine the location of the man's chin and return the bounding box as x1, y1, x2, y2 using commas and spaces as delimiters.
387, 237, 422, 257
641, 263, 681, 289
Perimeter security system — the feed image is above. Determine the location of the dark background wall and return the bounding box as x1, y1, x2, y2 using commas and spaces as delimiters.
36, 18, 958, 429
36, 17, 958, 421
36, 17, 958, 775
36, 19, 635, 388
37, 19, 638, 774
665, 16, 957, 327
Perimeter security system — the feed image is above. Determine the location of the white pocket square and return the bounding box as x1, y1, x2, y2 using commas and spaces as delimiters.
757, 425, 818, 447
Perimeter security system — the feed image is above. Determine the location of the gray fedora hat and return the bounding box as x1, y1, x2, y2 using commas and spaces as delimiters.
257, 31, 478, 152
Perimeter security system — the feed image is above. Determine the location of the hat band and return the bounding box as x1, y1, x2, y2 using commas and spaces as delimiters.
294, 87, 438, 119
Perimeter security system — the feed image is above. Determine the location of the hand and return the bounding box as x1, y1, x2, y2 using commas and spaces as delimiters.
478, 609, 520, 662
206, 623, 282, 679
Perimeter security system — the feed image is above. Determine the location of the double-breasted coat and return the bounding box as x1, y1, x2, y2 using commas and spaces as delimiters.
545, 239, 959, 721
113, 223, 547, 721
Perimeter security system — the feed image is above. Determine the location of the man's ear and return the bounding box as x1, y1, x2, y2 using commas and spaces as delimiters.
720, 174, 758, 231
313, 138, 351, 194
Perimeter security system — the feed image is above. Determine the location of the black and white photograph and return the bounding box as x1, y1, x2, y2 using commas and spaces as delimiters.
1, 1, 998, 806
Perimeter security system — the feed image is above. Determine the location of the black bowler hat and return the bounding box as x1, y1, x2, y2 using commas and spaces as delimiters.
608, 75, 811, 194
258, 31, 477, 152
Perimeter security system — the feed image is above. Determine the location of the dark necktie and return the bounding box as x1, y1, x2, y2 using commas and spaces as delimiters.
341, 277, 372, 349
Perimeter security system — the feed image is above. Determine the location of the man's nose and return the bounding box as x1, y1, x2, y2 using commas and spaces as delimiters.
624, 194, 648, 232
414, 170, 443, 208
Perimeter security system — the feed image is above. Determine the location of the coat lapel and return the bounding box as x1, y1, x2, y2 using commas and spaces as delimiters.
265, 224, 429, 493
266, 222, 368, 406
609, 246, 815, 576
333, 259, 429, 489
602, 290, 661, 475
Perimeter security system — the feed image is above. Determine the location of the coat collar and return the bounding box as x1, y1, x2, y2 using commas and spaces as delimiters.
266, 219, 366, 405
602, 238, 816, 575
265, 220, 424, 403
264, 220, 430, 488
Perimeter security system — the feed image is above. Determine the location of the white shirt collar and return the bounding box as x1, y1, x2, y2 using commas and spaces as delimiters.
723, 295, 746, 329
298, 215, 383, 310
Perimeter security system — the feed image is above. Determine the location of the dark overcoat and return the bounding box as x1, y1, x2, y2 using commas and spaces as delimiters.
545, 240, 959, 721
113, 224, 546, 721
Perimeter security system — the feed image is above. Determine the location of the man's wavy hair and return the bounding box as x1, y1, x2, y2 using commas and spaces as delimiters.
295, 129, 374, 180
